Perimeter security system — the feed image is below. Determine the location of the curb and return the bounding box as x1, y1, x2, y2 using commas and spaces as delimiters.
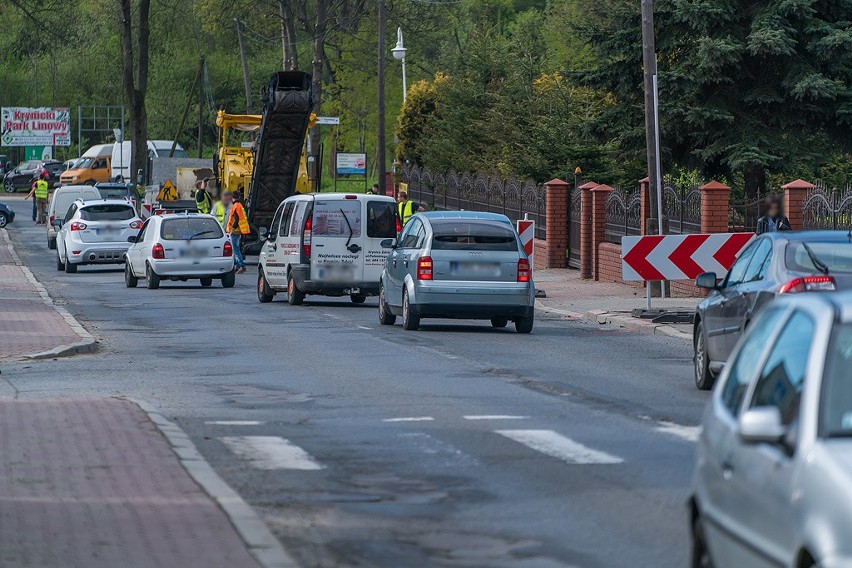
536, 301, 692, 341
1, 228, 98, 359
132, 398, 300, 568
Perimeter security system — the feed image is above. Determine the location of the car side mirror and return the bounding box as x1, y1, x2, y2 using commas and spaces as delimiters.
127, 235, 138, 243
696, 272, 719, 290
52, 219, 63, 228
380, 238, 396, 249
257, 226, 269, 241
739, 407, 785, 445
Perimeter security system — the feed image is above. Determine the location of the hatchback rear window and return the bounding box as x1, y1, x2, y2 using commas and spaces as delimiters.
79, 204, 135, 221
160, 217, 223, 240
430, 220, 518, 251
367, 201, 396, 238
786, 241, 852, 273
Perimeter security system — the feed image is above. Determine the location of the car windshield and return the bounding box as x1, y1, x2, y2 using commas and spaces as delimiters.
820, 323, 852, 437
160, 217, 223, 240
75, 158, 94, 169
79, 204, 135, 221
169, 149, 188, 158
430, 220, 518, 251
98, 188, 128, 199
787, 240, 852, 273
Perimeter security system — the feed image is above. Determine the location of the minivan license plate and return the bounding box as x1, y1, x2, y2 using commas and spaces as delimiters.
450, 261, 500, 277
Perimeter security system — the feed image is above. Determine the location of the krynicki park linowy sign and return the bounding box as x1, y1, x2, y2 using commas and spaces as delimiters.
1, 107, 71, 147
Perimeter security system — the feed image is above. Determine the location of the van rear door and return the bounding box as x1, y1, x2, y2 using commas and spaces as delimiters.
364, 199, 397, 284
310, 197, 364, 285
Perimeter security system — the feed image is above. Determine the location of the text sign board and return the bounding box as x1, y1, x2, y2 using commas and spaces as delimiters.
336, 152, 366, 176
316, 116, 340, 125
621, 233, 754, 281
1, 107, 71, 147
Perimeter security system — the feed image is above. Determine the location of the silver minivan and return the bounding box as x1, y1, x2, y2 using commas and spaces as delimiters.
690, 290, 852, 568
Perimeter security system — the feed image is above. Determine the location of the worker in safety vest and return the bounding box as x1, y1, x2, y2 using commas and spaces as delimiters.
397, 192, 423, 226
27, 173, 50, 225
194, 179, 212, 214
225, 191, 250, 274
210, 195, 229, 228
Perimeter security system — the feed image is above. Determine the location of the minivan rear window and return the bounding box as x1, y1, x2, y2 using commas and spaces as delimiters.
161, 217, 224, 240
313, 199, 361, 238
79, 204, 135, 221
430, 220, 518, 251
367, 201, 396, 238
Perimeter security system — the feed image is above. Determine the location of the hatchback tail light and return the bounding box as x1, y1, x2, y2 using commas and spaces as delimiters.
70, 221, 87, 231
303, 216, 312, 259
417, 256, 433, 280
223, 240, 233, 257
129, 220, 143, 229
396, 217, 402, 233
779, 275, 836, 294
152, 243, 165, 259
517, 258, 531, 282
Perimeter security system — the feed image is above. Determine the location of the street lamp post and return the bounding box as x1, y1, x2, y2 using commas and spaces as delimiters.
392, 27, 407, 104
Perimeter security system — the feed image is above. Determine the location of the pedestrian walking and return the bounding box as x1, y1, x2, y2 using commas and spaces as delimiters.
225, 191, 249, 273
397, 192, 424, 226
756, 194, 791, 235
28, 179, 37, 222
27, 173, 49, 225
194, 178, 212, 214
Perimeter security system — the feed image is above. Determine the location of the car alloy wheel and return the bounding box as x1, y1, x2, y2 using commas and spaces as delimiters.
691, 515, 714, 568
402, 289, 420, 331
378, 285, 396, 326
0, 212, 7, 227
3, 179, 13, 193
125, 263, 138, 288
694, 326, 714, 391
146, 264, 160, 289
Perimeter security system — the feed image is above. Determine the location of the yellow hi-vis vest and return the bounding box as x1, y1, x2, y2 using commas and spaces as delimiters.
196, 191, 211, 214
35, 179, 49, 199
398, 200, 415, 225
211, 201, 226, 226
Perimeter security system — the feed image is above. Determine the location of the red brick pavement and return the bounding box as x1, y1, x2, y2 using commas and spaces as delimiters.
0, 397, 262, 568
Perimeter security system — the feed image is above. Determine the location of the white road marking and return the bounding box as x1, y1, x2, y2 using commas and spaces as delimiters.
496, 429, 623, 465
205, 420, 263, 426
356, 325, 371, 330
220, 436, 324, 470
655, 421, 702, 443
463, 415, 528, 420
383, 416, 434, 422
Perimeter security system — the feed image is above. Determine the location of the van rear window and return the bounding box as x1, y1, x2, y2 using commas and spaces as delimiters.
79, 204, 135, 221
430, 220, 518, 251
161, 217, 223, 240
313, 200, 361, 238
367, 201, 396, 238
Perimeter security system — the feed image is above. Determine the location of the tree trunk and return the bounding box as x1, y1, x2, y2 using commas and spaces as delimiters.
118, 0, 150, 185
743, 163, 766, 200
309, 0, 327, 190
279, 0, 299, 70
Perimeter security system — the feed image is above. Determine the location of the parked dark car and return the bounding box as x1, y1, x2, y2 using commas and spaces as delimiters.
3, 160, 63, 192
693, 230, 852, 390
0, 201, 15, 227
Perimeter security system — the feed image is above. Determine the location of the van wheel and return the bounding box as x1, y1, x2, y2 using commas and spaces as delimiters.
287, 273, 304, 305
146, 264, 160, 289
56, 252, 65, 271
378, 285, 396, 326
694, 325, 715, 391
491, 317, 508, 328
257, 269, 275, 303
350, 294, 366, 304
402, 289, 419, 331
515, 314, 534, 334
125, 263, 138, 288
200, 277, 213, 287
221, 270, 236, 288
64, 259, 78, 273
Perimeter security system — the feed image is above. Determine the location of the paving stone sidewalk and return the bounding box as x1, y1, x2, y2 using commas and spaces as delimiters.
0, 228, 94, 360
0, 397, 263, 568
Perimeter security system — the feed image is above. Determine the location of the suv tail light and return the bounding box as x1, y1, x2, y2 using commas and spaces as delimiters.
517, 258, 531, 282
129, 220, 143, 229
223, 240, 233, 257
417, 256, 433, 280
303, 216, 312, 258
70, 221, 87, 231
779, 275, 836, 294
152, 243, 165, 259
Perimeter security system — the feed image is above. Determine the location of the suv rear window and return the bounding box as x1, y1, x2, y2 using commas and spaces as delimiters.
367, 201, 396, 238
79, 204, 135, 221
161, 217, 223, 240
430, 220, 518, 251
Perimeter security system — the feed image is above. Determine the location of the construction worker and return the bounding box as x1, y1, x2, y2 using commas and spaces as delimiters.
397, 192, 423, 226
225, 191, 250, 274
194, 178, 212, 214
28, 173, 49, 225
367, 183, 379, 195
210, 193, 230, 227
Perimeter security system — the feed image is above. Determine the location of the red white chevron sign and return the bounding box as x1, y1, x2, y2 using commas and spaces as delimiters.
621, 233, 754, 281
517, 219, 535, 265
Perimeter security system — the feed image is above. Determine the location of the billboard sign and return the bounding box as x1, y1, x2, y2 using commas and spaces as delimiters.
335, 152, 366, 176
1, 107, 71, 147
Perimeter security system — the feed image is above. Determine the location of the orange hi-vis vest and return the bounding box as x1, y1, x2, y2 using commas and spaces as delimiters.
227, 202, 250, 235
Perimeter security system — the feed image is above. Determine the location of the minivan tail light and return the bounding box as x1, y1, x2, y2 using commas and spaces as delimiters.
152, 243, 165, 259
223, 240, 233, 257
303, 216, 312, 258
417, 256, 433, 280
779, 275, 836, 294
70, 221, 87, 231
517, 258, 531, 282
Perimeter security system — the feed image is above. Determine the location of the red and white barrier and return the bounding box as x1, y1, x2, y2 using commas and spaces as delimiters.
517, 219, 535, 267
621, 233, 753, 281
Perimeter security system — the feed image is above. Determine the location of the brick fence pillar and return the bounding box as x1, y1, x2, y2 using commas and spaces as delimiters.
700, 180, 731, 234
639, 177, 652, 235
781, 178, 815, 230
578, 181, 597, 279
591, 184, 613, 280
544, 179, 569, 268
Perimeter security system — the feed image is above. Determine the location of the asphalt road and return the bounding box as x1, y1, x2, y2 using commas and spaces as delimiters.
1, 195, 706, 568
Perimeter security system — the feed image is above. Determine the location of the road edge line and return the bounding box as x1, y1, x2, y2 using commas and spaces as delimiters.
535, 300, 691, 341
1, 227, 98, 359
131, 398, 300, 568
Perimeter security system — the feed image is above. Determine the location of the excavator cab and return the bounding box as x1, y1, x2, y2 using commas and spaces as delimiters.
214, 111, 262, 198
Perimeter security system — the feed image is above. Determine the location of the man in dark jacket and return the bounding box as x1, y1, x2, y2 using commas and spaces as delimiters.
756, 194, 792, 234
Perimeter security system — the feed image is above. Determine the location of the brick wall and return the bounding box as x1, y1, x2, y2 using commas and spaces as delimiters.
533, 239, 547, 270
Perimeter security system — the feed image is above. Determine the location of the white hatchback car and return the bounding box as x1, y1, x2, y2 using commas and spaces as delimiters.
55, 199, 142, 273
125, 213, 235, 289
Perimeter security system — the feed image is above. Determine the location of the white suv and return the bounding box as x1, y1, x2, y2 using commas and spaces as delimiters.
54, 199, 142, 273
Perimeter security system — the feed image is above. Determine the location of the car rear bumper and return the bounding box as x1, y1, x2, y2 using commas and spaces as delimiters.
410, 281, 534, 319
291, 264, 380, 296
150, 257, 235, 277
66, 241, 132, 264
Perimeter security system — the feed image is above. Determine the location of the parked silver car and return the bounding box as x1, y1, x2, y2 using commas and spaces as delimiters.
378, 211, 535, 333
690, 290, 852, 568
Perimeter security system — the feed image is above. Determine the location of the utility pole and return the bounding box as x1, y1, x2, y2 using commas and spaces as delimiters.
640, 0, 663, 236
170, 58, 203, 158
235, 19, 253, 114
377, 0, 386, 196
197, 58, 205, 158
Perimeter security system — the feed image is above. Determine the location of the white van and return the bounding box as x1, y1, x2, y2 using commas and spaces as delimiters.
46, 184, 101, 249
257, 193, 399, 304
111, 140, 186, 182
